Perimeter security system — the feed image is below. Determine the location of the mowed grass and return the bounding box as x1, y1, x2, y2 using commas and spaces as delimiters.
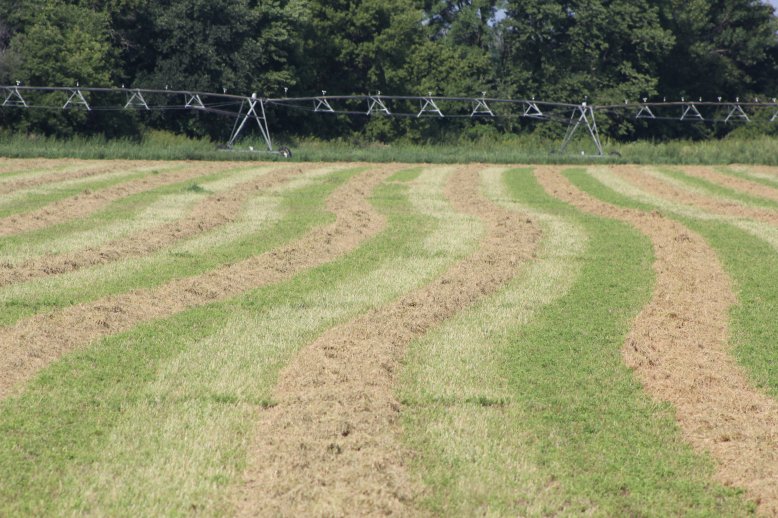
0, 160, 775, 516
570, 168, 778, 397
0, 166, 487, 516
400, 168, 751, 515
0, 164, 274, 263
0, 166, 354, 326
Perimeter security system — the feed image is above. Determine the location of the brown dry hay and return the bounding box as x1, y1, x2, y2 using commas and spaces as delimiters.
0, 166, 397, 401
609, 166, 778, 227
731, 165, 778, 178
678, 166, 778, 204
0, 161, 239, 237
231, 166, 542, 517
0, 166, 305, 287
0, 160, 165, 195
536, 166, 778, 516
0, 158, 69, 175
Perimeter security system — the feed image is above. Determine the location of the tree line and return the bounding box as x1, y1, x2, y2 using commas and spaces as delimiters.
1, 0, 777, 143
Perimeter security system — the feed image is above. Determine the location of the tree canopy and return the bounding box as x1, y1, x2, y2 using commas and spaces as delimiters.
0, 0, 776, 141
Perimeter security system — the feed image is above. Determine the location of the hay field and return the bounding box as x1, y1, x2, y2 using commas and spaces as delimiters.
1, 159, 777, 516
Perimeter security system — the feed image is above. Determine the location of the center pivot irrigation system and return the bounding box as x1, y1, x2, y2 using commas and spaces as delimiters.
3, 84, 778, 156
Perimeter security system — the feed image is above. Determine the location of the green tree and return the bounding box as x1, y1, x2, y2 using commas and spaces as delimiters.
657, 0, 778, 100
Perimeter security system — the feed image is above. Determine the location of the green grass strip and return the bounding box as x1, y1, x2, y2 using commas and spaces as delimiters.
402, 168, 751, 515
0, 169, 483, 516
0, 167, 276, 264
0, 168, 356, 326
0, 164, 177, 218
656, 166, 778, 209
715, 165, 778, 189
0, 165, 272, 262
568, 169, 778, 399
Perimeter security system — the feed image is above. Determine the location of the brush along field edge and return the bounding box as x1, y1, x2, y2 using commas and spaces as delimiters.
398, 168, 587, 514
0, 161, 239, 236
0, 165, 332, 286
0, 165, 397, 400
232, 166, 541, 516
537, 167, 778, 515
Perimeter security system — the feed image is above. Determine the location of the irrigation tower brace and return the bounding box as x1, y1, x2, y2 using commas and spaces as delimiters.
227, 95, 272, 150
560, 103, 604, 156
63, 88, 91, 110
2, 86, 27, 107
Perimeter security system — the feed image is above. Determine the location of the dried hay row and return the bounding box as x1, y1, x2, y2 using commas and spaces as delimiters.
0, 166, 397, 400
0, 165, 323, 287
537, 167, 778, 516
0, 161, 243, 237
592, 167, 778, 253
679, 166, 778, 203
232, 166, 542, 516
0, 160, 166, 195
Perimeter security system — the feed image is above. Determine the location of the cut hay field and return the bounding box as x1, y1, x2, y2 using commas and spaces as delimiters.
1, 158, 777, 516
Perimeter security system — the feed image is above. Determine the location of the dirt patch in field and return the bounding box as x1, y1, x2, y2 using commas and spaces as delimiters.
611, 166, 778, 226
0, 161, 238, 237
537, 167, 778, 516
0, 166, 303, 287
232, 166, 542, 517
0, 160, 167, 195
0, 166, 396, 400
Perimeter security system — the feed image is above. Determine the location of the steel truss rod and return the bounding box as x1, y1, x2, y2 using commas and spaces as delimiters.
3, 86, 27, 107
124, 89, 150, 110
725, 102, 749, 123
418, 94, 444, 118
560, 103, 604, 157
63, 88, 91, 111
523, 101, 544, 118
636, 98, 655, 119
185, 93, 206, 109
680, 101, 703, 121
471, 93, 494, 117
367, 93, 391, 115
314, 91, 335, 113
227, 94, 272, 151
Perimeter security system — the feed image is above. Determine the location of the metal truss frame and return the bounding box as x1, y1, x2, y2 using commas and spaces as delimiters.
560, 103, 604, 157
2, 85, 778, 156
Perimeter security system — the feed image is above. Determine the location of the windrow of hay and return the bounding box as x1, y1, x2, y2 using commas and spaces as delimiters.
50, 166, 487, 516
0, 161, 237, 237
678, 166, 778, 203
632, 167, 778, 222
397, 167, 587, 515
537, 167, 778, 516
591, 167, 778, 253
0, 165, 314, 286
0, 160, 162, 195
0, 165, 268, 264
232, 166, 541, 517
0, 164, 342, 326
0, 166, 395, 400
0, 158, 76, 176
0, 162, 179, 212
730, 164, 778, 183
